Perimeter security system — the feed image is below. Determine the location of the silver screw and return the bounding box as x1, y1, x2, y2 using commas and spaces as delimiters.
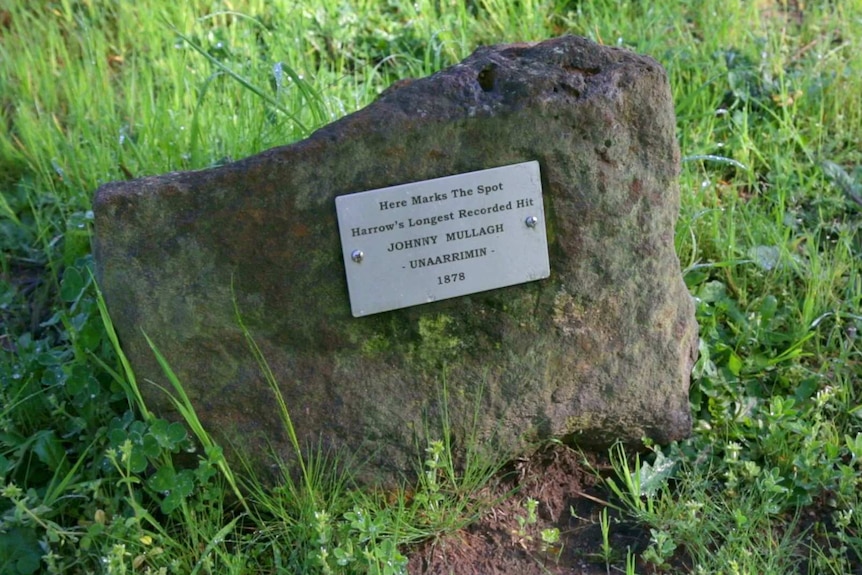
525, 216, 538, 228
351, 250, 364, 263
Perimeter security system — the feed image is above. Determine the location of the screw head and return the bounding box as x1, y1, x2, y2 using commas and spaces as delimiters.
351, 250, 364, 263
525, 216, 538, 228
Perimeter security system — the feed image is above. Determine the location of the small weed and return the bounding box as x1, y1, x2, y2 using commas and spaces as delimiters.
642, 528, 677, 570
513, 497, 539, 544
625, 548, 637, 575
506, 495, 563, 563
598, 507, 613, 570
539, 527, 562, 556
413, 440, 448, 520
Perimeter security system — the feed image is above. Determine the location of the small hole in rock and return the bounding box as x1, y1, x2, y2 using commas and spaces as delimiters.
477, 64, 497, 92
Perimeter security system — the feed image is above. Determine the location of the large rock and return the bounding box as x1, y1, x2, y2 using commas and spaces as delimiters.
93, 36, 698, 485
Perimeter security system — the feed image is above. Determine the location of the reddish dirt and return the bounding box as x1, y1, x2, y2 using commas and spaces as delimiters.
408, 444, 656, 575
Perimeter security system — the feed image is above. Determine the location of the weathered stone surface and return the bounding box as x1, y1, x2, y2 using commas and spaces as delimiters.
93, 35, 698, 485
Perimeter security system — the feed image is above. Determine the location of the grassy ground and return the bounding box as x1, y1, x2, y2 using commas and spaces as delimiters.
1, 0, 861, 573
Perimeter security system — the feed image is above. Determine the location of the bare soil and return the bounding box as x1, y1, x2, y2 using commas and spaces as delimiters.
407, 444, 660, 575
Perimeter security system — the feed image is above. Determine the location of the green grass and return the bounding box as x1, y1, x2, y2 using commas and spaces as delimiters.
1, 0, 861, 573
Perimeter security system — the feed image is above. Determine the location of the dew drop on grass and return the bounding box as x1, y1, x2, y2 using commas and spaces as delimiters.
273, 62, 284, 93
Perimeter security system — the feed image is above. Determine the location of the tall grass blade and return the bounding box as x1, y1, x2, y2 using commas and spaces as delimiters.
92, 274, 152, 420
229, 283, 313, 494
682, 154, 748, 171
142, 332, 250, 514
0, 193, 21, 225
170, 27, 310, 136
189, 514, 244, 575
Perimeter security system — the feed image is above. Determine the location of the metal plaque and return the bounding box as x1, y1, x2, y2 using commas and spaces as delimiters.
335, 160, 549, 317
